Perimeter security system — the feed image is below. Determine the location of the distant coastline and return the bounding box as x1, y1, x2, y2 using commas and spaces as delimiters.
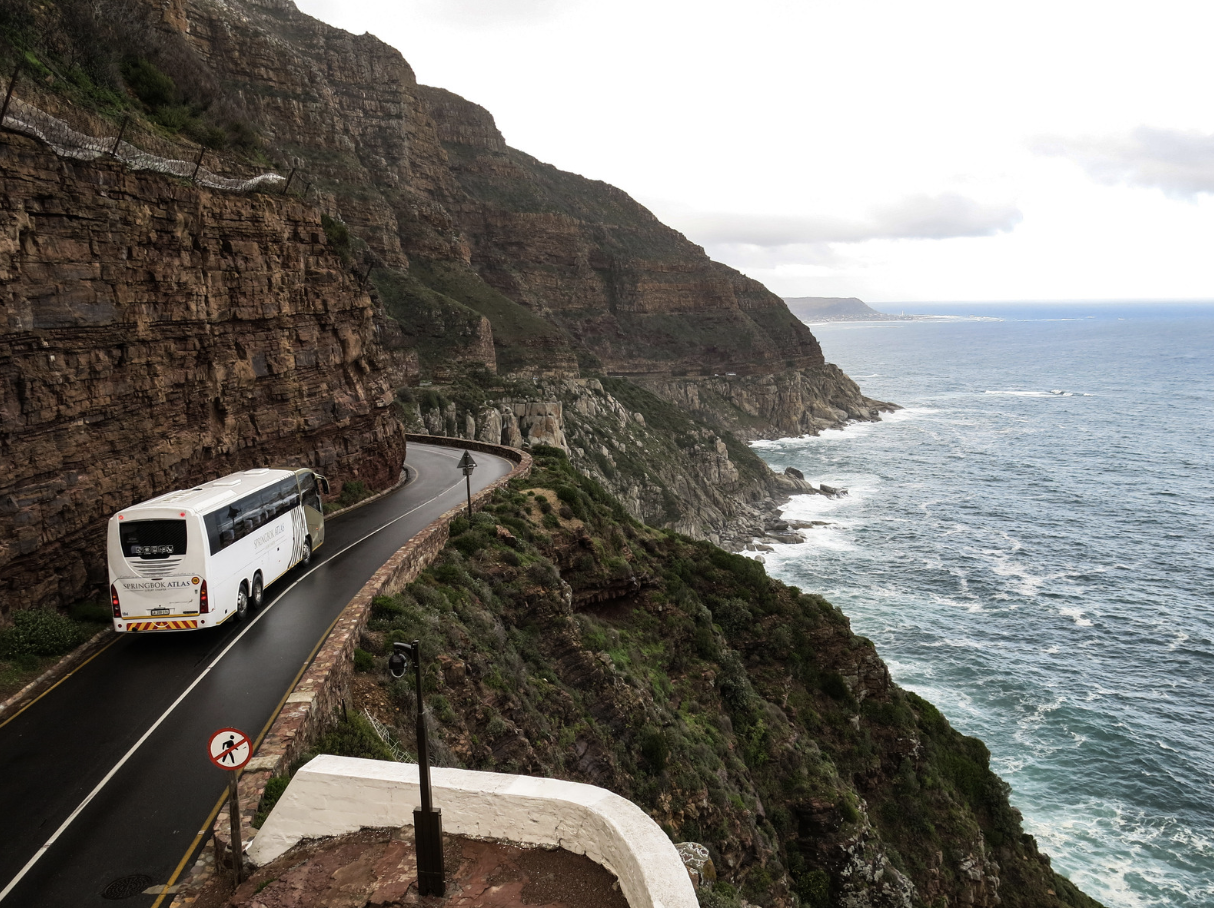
783, 296, 1022, 323
783, 295, 931, 322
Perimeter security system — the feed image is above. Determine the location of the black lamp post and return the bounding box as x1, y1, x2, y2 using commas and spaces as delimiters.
388, 640, 445, 897
458, 450, 477, 518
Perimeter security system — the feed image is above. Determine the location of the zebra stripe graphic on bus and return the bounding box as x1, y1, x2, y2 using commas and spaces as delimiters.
291, 506, 309, 567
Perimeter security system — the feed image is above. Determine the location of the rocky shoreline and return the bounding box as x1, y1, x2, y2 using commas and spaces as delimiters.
719, 468, 850, 555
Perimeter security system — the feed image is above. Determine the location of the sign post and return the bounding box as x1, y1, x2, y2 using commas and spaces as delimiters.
208, 728, 252, 886
457, 450, 477, 519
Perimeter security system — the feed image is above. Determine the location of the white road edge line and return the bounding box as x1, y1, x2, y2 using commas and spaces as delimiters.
0, 451, 505, 902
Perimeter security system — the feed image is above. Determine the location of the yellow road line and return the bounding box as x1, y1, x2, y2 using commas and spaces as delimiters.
0, 635, 122, 731
148, 791, 228, 908
153, 604, 349, 902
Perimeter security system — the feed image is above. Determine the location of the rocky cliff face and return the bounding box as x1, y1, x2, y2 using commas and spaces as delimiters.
420, 86, 826, 377
401, 375, 824, 549
0, 131, 411, 612
641, 364, 895, 441
142, 0, 884, 426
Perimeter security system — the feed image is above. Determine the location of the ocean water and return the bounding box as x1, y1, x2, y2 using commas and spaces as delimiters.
752, 304, 1214, 908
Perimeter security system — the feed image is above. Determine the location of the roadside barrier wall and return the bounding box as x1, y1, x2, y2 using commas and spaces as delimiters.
193, 438, 531, 892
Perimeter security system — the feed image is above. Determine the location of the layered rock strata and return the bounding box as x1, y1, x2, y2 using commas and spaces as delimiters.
146, 0, 885, 422
0, 132, 411, 612
421, 86, 826, 378
641, 364, 896, 441
403, 377, 818, 548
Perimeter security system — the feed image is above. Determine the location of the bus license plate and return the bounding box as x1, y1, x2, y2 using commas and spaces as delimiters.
150, 607, 170, 616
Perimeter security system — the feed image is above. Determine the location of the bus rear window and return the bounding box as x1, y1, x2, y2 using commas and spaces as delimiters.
120, 520, 187, 559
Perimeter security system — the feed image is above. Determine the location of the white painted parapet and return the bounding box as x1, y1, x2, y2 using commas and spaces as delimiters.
248, 755, 697, 908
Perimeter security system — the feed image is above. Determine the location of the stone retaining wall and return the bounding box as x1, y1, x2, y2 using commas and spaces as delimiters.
175, 439, 530, 904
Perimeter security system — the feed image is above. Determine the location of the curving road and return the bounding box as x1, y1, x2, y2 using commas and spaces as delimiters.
0, 443, 514, 907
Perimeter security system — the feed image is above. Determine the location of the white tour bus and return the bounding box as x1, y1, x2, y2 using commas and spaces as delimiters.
107, 467, 329, 633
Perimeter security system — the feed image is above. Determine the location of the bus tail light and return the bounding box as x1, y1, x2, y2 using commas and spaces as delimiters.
111, 584, 121, 618
199, 580, 209, 614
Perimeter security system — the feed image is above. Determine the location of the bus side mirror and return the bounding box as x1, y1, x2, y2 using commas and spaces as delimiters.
318, 475, 331, 496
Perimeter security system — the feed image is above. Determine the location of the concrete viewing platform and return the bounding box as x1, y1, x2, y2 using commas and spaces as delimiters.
229, 755, 698, 908
223, 825, 630, 908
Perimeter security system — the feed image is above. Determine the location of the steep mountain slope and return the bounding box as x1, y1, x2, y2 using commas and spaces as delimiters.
144, 0, 886, 428
345, 447, 1105, 908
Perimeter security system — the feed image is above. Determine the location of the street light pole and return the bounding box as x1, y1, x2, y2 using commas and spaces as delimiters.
458, 450, 477, 519
389, 640, 445, 897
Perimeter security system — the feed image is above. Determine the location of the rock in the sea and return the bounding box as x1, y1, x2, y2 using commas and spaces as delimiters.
784, 466, 805, 481
820, 484, 848, 498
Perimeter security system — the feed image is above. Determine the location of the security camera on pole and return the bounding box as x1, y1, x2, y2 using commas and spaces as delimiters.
389, 640, 445, 897
458, 451, 477, 518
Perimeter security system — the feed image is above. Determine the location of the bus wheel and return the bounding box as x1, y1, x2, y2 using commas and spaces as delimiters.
236, 582, 249, 620
301, 537, 313, 568
251, 574, 264, 610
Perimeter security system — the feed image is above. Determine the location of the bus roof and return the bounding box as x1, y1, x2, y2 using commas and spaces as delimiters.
117, 468, 300, 519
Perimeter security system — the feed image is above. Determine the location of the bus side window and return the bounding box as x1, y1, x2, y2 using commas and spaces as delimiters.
283, 479, 300, 511
273, 478, 296, 518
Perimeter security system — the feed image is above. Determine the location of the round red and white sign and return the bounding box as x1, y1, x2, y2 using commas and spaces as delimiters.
207, 727, 252, 771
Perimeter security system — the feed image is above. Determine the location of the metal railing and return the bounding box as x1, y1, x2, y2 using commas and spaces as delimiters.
364, 709, 414, 764
0, 66, 287, 194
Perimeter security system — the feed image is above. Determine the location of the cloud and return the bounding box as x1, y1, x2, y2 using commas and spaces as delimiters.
672, 193, 1023, 248
1033, 127, 1214, 198
418, 0, 574, 28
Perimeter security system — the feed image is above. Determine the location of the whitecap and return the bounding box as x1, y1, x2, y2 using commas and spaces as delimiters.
1059, 607, 1094, 627
884, 406, 938, 421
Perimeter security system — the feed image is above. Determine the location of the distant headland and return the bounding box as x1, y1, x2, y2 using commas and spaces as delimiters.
783, 296, 916, 321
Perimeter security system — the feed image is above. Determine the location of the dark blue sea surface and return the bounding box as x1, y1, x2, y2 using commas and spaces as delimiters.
753, 303, 1214, 908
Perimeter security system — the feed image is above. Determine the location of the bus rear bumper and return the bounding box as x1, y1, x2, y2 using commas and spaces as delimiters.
117, 619, 201, 632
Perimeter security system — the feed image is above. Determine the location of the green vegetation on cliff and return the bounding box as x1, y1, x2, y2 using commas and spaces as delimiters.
348, 447, 1102, 908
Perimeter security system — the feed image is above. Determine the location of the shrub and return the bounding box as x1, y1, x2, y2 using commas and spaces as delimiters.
820, 672, 852, 702
433, 561, 469, 587
0, 609, 90, 658
711, 599, 752, 639
640, 726, 669, 773
253, 775, 290, 828
699, 882, 741, 908
530, 444, 567, 460
353, 648, 374, 672
335, 479, 371, 508
794, 868, 831, 908
370, 595, 406, 620
121, 57, 177, 109
312, 714, 394, 762
321, 214, 352, 263
451, 533, 487, 557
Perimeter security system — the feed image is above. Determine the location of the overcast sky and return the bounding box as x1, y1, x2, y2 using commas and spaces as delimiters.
293, 0, 1214, 303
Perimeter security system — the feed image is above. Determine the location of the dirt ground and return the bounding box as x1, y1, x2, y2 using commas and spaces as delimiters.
221, 826, 632, 908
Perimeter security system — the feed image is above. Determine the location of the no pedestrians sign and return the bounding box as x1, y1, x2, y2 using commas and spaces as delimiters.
207, 727, 252, 771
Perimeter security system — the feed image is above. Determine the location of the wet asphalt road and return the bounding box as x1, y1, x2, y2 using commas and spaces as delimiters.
0, 444, 514, 907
